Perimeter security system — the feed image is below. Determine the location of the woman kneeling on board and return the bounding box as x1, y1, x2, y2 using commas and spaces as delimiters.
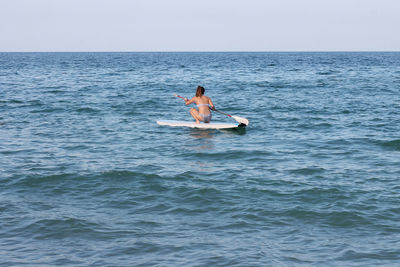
184, 86, 215, 124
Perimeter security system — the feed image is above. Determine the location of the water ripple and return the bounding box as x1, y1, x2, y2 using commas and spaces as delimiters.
1, 52, 400, 266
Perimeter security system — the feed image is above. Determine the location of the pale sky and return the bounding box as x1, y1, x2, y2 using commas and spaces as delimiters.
0, 0, 399, 52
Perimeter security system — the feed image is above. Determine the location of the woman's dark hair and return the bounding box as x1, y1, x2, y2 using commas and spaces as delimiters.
196, 86, 205, 97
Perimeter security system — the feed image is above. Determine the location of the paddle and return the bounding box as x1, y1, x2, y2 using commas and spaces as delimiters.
212, 108, 249, 126
174, 94, 249, 126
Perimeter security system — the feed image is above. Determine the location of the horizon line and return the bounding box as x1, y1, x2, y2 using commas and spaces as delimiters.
1, 50, 399, 53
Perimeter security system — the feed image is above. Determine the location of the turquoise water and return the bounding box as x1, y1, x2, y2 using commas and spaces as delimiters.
1, 52, 399, 266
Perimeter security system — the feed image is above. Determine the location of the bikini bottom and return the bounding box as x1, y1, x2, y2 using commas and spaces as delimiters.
199, 113, 212, 123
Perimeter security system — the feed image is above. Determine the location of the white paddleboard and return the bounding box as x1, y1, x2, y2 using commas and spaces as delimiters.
156, 120, 244, 129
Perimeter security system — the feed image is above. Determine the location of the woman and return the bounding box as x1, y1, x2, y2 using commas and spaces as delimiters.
184, 86, 215, 124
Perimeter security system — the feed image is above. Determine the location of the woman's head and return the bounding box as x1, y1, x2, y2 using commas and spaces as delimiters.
196, 86, 205, 97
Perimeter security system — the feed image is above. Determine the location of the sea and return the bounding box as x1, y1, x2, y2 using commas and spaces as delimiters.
1, 52, 399, 266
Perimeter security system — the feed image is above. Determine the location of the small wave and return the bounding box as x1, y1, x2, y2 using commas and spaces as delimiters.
326, 138, 351, 146
295, 122, 333, 129
252, 82, 270, 88
62, 144, 91, 151
0, 99, 24, 104
46, 90, 66, 94
337, 248, 400, 261
282, 207, 323, 222
23, 218, 103, 240
76, 107, 100, 114
17, 170, 167, 187
102, 72, 120, 77
30, 107, 64, 113
0, 148, 35, 156
316, 70, 339, 75
124, 110, 139, 116
293, 187, 350, 203
282, 207, 371, 228
324, 211, 372, 227
181, 150, 272, 161
380, 139, 400, 151
44, 86, 67, 94
11, 170, 177, 198
269, 82, 286, 89
289, 167, 325, 176
101, 170, 161, 180
24, 100, 45, 108
12, 173, 75, 188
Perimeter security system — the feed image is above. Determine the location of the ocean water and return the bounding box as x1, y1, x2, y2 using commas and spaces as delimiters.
1, 52, 399, 266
